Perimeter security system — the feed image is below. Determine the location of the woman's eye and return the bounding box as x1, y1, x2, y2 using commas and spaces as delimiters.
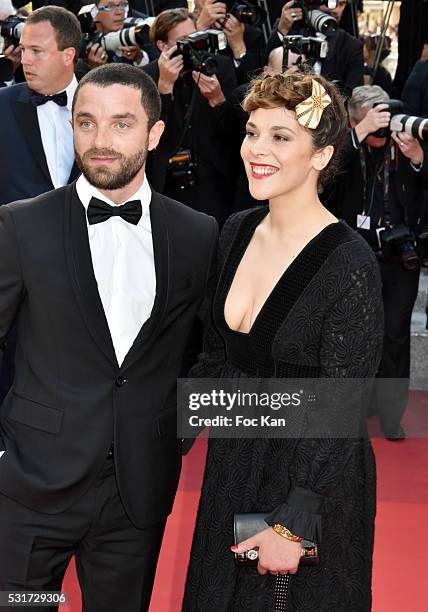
274, 135, 288, 142
245, 131, 256, 138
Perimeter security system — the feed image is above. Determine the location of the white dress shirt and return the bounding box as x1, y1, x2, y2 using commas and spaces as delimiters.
76, 174, 156, 366
37, 76, 77, 188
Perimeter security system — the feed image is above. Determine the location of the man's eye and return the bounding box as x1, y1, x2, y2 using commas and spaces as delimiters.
80, 121, 92, 129
117, 123, 129, 129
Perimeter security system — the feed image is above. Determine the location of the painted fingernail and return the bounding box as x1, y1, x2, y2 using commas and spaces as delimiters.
230, 545, 238, 551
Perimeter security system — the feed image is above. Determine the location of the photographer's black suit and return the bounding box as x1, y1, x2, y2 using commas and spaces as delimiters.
323, 133, 428, 433
267, 26, 364, 97
0, 183, 217, 609
221, 24, 265, 85
143, 56, 237, 225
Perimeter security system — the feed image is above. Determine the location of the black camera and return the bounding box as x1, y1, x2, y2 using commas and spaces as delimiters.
372, 99, 403, 139
284, 34, 328, 61
172, 30, 227, 77
417, 226, 428, 267
379, 225, 420, 270
0, 15, 26, 51
167, 149, 197, 190
227, 1, 267, 27
292, 1, 338, 37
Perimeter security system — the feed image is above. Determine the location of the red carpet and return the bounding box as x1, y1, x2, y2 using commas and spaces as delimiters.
61, 391, 428, 611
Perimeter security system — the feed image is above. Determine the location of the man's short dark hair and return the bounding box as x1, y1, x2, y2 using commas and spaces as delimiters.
72, 64, 161, 129
26, 6, 81, 61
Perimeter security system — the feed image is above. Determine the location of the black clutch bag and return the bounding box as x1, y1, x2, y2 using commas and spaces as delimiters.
233, 512, 318, 567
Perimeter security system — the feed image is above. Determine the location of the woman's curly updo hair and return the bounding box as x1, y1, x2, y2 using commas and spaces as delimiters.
242, 67, 348, 189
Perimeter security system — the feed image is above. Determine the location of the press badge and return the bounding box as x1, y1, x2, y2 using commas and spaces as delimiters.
357, 214, 371, 230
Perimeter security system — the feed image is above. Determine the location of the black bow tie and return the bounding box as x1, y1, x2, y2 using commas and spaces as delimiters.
30, 90, 68, 107
87, 197, 143, 226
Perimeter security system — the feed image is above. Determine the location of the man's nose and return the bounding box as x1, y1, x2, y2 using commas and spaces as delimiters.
21, 50, 31, 65
93, 127, 113, 149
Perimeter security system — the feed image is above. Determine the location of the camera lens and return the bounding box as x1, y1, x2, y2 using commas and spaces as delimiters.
307, 9, 337, 36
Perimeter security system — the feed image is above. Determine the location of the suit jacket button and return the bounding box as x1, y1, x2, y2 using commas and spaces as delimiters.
115, 376, 128, 387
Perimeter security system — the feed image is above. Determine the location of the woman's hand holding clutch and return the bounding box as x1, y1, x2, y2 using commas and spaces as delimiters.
231, 527, 303, 576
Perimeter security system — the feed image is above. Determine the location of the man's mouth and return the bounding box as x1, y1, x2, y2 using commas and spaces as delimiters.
90, 156, 119, 164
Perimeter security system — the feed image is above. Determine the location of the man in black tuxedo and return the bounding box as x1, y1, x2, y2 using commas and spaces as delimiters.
0, 63, 217, 611
0, 6, 81, 207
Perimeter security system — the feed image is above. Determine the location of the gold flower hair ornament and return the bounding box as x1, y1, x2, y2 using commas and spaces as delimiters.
295, 80, 332, 130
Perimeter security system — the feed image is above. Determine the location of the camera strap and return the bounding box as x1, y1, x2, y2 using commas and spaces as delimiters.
359, 145, 382, 219
381, 139, 400, 228
173, 81, 199, 156
382, 141, 392, 227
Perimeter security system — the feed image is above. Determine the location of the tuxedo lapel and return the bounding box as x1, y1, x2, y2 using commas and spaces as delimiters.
68, 161, 81, 183
64, 184, 118, 367
121, 191, 170, 370
12, 86, 53, 187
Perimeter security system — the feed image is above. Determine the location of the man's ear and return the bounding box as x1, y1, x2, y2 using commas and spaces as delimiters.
63, 46, 76, 67
148, 120, 165, 151
312, 145, 334, 172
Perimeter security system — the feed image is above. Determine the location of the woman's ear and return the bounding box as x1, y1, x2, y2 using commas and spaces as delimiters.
312, 145, 334, 172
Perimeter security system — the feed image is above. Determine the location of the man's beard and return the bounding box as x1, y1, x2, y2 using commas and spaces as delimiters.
75, 142, 148, 190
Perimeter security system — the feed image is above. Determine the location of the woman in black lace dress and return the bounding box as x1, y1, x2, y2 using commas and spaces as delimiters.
182, 70, 383, 611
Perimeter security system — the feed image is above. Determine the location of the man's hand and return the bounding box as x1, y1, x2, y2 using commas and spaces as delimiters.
392, 131, 424, 165
221, 14, 246, 59
4, 45, 21, 73
278, 0, 303, 36
158, 46, 183, 95
354, 104, 391, 143
118, 45, 143, 63
87, 43, 108, 68
192, 71, 225, 107
197, 0, 227, 30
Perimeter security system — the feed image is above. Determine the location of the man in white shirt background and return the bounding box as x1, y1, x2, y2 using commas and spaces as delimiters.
0, 5, 80, 206
0, 6, 82, 405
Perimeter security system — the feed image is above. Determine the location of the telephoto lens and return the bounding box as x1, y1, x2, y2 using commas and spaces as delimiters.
390, 114, 428, 140
306, 9, 337, 36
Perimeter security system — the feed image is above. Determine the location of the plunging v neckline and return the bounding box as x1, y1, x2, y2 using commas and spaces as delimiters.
221, 208, 340, 336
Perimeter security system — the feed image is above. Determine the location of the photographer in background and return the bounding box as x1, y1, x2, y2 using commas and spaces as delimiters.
194, 0, 265, 84
324, 85, 427, 439
362, 33, 392, 96
268, 0, 363, 97
80, 0, 154, 70
143, 8, 237, 223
